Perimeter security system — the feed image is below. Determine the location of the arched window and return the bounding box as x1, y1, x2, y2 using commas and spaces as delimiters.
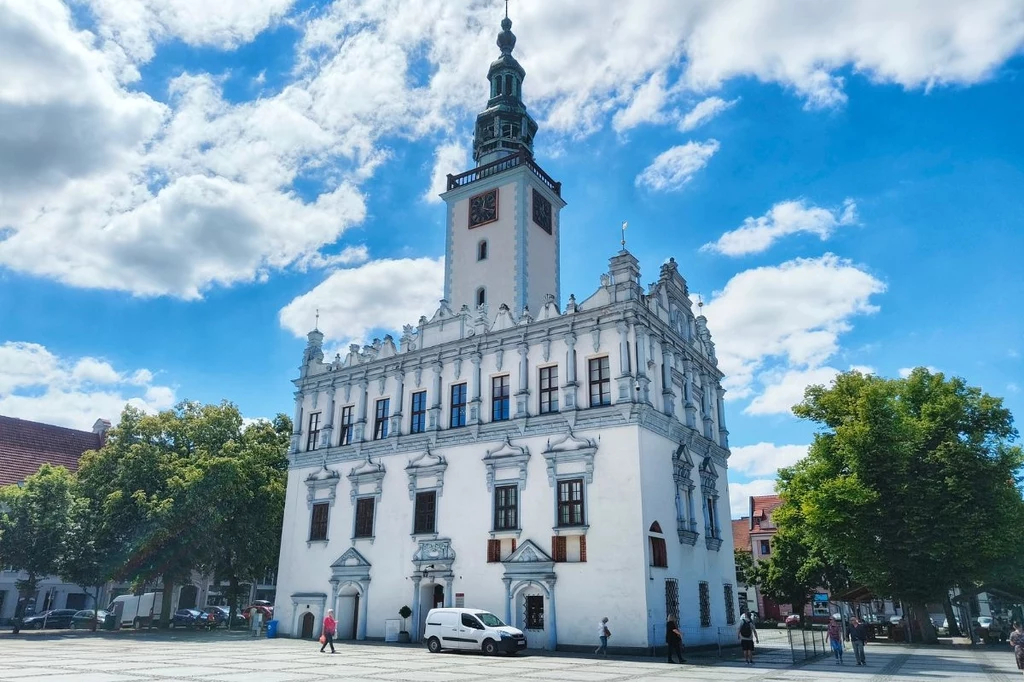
649, 520, 668, 568
478, 240, 488, 261
495, 77, 503, 96
504, 74, 512, 97
476, 287, 486, 307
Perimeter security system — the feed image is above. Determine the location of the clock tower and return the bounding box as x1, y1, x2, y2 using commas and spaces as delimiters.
440, 12, 565, 317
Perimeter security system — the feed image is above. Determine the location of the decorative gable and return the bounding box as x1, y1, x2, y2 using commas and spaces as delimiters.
482, 436, 530, 492
699, 456, 718, 493
330, 547, 371, 569
542, 429, 598, 486
305, 462, 341, 509
347, 456, 386, 503
330, 547, 371, 583
406, 446, 448, 499
503, 538, 553, 564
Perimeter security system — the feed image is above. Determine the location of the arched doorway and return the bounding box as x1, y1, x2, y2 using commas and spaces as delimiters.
514, 583, 548, 649
336, 584, 361, 640
300, 612, 315, 639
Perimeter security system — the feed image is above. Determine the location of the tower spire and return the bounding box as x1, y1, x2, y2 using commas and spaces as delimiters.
472, 7, 538, 165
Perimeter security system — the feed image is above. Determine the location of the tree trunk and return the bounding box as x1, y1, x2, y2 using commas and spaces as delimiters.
91, 587, 101, 632
943, 593, 961, 637
909, 601, 938, 644
159, 577, 175, 628
228, 575, 239, 630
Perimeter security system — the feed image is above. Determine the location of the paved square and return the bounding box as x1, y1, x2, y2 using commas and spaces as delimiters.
0, 631, 1021, 681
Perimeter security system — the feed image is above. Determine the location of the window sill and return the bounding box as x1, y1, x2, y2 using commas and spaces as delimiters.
352, 536, 375, 544
705, 536, 723, 552
489, 528, 522, 539
411, 532, 439, 540
306, 539, 329, 548
552, 525, 589, 536
677, 529, 699, 546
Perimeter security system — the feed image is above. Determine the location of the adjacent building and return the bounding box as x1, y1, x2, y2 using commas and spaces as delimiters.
274, 14, 739, 651
0, 415, 110, 622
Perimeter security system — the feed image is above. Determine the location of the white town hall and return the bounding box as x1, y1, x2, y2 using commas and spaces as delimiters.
274, 13, 739, 652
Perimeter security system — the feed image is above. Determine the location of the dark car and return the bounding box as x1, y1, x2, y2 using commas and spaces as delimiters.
171, 608, 216, 629
202, 606, 246, 628
21, 609, 78, 629
70, 609, 109, 630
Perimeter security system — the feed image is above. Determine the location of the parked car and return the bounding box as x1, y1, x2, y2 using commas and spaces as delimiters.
203, 606, 246, 628
171, 608, 216, 629
423, 608, 527, 654
21, 609, 78, 629
70, 609, 109, 630
938, 617, 962, 636
242, 603, 274, 621
785, 614, 802, 627
108, 592, 162, 629
977, 616, 1009, 643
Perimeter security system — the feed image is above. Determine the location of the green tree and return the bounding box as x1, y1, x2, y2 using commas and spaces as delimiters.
198, 414, 291, 627
58, 492, 115, 630
781, 368, 1024, 643
734, 548, 755, 586
0, 464, 76, 631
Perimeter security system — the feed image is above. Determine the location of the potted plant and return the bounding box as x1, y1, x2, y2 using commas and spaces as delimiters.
398, 605, 412, 643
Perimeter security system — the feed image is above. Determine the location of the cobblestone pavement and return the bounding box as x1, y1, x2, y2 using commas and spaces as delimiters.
1, 631, 1021, 681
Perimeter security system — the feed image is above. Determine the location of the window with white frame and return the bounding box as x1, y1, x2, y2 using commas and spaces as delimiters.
374, 398, 390, 440
339, 405, 354, 445
672, 444, 699, 545
304, 464, 340, 544
538, 366, 558, 414
347, 457, 385, 541
588, 357, 611, 407
306, 412, 321, 451
700, 457, 722, 551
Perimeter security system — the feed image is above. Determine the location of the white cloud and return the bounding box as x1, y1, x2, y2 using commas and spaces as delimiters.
3, 0, 1023, 299
424, 141, 471, 204
0, 341, 176, 430
704, 254, 886, 400
703, 198, 857, 256
636, 140, 719, 192
679, 96, 738, 131
730, 443, 808, 478
85, 0, 296, 63
745, 366, 841, 415
898, 365, 939, 378
728, 478, 777, 518
279, 257, 446, 347
1008, 383, 1020, 394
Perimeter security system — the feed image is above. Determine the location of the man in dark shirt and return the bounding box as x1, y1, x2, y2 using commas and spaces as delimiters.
666, 619, 686, 663
849, 616, 869, 666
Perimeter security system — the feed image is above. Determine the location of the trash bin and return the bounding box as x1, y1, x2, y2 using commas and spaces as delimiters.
266, 620, 278, 639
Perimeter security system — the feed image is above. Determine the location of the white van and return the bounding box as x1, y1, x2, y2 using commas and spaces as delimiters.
108, 592, 162, 629
423, 608, 527, 655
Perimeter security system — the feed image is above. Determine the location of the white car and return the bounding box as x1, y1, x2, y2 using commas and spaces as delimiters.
423, 608, 527, 655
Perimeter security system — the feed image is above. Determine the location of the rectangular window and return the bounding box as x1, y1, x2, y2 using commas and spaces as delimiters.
306, 412, 321, 451
650, 536, 668, 568
539, 366, 558, 414
525, 595, 544, 630
759, 539, 771, 555
414, 490, 437, 534
450, 383, 467, 428
551, 535, 567, 563
339, 406, 353, 445
374, 398, 390, 440
493, 485, 518, 531
724, 584, 736, 625
354, 497, 375, 538
556, 478, 585, 527
665, 579, 680, 624
588, 357, 611, 407
699, 581, 711, 628
309, 502, 329, 541
491, 375, 510, 421
410, 391, 427, 434
706, 496, 718, 537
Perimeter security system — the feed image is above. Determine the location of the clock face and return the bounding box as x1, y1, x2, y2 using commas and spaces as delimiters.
469, 189, 498, 228
532, 189, 552, 234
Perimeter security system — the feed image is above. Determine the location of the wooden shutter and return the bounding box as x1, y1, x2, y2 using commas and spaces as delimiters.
552, 535, 567, 562
487, 539, 500, 563
511, 538, 517, 553
579, 534, 587, 563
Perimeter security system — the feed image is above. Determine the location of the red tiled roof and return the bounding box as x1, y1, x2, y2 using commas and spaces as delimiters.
0, 415, 104, 486
750, 494, 784, 531
732, 518, 751, 551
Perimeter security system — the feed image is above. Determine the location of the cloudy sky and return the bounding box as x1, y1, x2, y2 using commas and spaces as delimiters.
2, 0, 1023, 517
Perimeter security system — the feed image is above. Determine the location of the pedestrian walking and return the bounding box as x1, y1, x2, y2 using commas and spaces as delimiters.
1009, 621, 1024, 677
828, 614, 844, 664
595, 617, 610, 656
849, 616, 869, 666
320, 609, 337, 654
665, 619, 686, 664
738, 613, 758, 665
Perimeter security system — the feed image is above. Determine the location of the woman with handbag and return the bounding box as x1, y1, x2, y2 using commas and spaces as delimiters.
320, 609, 337, 654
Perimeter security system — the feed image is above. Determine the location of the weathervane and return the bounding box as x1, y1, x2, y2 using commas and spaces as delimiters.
315, 308, 320, 331
621, 220, 628, 249
505, 0, 509, 18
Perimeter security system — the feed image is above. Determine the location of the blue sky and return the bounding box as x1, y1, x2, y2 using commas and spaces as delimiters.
2, 1, 1022, 517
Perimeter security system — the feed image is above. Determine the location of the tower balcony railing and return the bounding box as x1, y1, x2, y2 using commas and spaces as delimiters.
447, 150, 561, 197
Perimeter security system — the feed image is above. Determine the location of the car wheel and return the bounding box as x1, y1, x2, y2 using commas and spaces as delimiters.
427, 637, 442, 654
483, 639, 498, 655
34, 621, 43, 630
133, 618, 141, 630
